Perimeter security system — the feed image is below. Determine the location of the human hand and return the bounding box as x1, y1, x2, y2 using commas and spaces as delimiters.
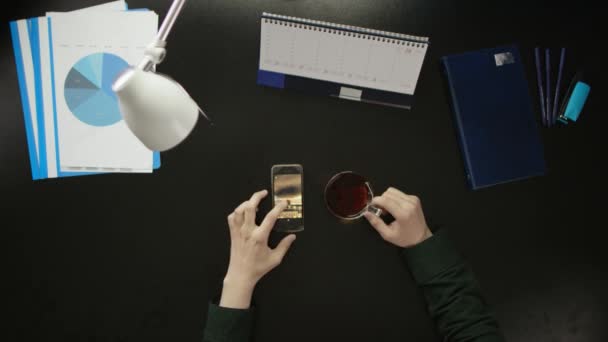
220, 190, 296, 309
363, 187, 432, 248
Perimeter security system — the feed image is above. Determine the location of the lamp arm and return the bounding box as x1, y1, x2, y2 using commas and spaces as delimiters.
157, 0, 187, 42
132, 0, 212, 124
138, 0, 187, 71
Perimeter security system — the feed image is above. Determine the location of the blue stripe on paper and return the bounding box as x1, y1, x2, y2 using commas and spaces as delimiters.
10, 21, 41, 180
28, 18, 48, 178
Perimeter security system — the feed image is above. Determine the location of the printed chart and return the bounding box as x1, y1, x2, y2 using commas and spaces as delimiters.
64, 52, 129, 126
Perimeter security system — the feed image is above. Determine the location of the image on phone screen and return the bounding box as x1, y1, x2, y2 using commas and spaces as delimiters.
273, 173, 303, 219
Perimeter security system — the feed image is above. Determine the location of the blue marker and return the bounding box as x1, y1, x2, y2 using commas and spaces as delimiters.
552, 48, 566, 125
534, 48, 546, 126
545, 49, 551, 126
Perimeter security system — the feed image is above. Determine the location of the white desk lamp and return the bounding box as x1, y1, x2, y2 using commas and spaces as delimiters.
113, 0, 210, 152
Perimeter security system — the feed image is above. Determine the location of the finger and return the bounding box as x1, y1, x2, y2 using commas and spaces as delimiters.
383, 191, 408, 209
364, 212, 393, 240
227, 213, 236, 230
233, 201, 249, 226
407, 194, 421, 207
385, 187, 418, 205
234, 201, 249, 214
260, 201, 288, 235
244, 190, 268, 224
227, 213, 239, 238
385, 187, 410, 201
272, 234, 297, 264
371, 196, 403, 218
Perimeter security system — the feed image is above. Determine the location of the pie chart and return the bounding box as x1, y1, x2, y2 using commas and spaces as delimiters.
64, 53, 129, 127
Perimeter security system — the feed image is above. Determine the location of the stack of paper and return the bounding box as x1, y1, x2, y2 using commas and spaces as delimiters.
10, 1, 161, 180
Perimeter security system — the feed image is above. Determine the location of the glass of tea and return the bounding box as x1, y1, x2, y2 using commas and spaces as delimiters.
324, 171, 382, 221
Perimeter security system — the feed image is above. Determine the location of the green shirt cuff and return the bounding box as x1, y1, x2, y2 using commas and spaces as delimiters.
203, 304, 254, 342
401, 229, 463, 284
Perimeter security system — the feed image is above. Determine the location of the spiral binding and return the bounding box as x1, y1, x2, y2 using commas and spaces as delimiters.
262, 12, 429, 47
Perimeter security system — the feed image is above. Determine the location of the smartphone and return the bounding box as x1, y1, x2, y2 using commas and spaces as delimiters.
271, 164, 304, 233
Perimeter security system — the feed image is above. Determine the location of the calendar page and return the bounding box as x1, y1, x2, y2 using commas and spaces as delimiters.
259, 13, 429, 96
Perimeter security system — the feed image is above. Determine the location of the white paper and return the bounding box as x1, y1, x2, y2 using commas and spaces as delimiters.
49, 11, 158, 171
45, 0, 126, 16
40, 1, 130, 177
259, 18, 428, 95
13, 1, 143, 178
10, 1, 129, 178
16, 20, 40, 164
37, 18, 56, 176
17, 2, 127, 169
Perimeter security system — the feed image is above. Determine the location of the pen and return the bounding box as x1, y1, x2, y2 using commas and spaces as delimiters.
552, 48, 566, 125
545, 48, 551, 126
534, 48, 546, 126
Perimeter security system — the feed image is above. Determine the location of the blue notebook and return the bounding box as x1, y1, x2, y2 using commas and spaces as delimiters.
442, 45, 545, 190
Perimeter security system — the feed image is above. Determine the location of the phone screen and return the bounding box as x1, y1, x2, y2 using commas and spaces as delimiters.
273, 173, 303, 219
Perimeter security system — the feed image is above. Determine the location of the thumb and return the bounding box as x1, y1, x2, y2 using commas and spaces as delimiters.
364, 212, 392, 240
273, 234, 297, 263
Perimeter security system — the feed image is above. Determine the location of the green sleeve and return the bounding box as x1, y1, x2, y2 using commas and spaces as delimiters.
401, 230, 505, 342
202, 304, 254, 342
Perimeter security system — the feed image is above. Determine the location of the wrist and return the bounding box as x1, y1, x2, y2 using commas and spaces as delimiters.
401, 226, 433, 248
413, 226, 433, 246
224, 267, 258, 289
420, 227, 433, 243
219, 274, 257, 309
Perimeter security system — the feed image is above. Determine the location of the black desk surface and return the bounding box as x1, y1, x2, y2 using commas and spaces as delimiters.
1, 1, 606, 341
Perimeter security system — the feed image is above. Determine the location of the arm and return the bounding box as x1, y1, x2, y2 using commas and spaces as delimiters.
402, 230, 504, 342
364, 188, 504, 342
203, 190, 296, 342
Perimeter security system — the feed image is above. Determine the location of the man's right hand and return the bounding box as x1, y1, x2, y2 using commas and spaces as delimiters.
364, 187, 433, 248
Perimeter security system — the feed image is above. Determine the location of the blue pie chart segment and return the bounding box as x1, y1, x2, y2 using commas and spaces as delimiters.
64, 53, 129, 127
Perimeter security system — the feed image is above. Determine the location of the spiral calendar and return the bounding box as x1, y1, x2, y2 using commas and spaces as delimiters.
257, 13, 430, 109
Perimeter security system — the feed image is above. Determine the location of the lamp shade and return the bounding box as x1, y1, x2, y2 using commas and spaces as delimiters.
113, 68, 199, 151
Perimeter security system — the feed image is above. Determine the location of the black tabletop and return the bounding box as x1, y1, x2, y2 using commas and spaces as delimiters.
1, 0, 606, 341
